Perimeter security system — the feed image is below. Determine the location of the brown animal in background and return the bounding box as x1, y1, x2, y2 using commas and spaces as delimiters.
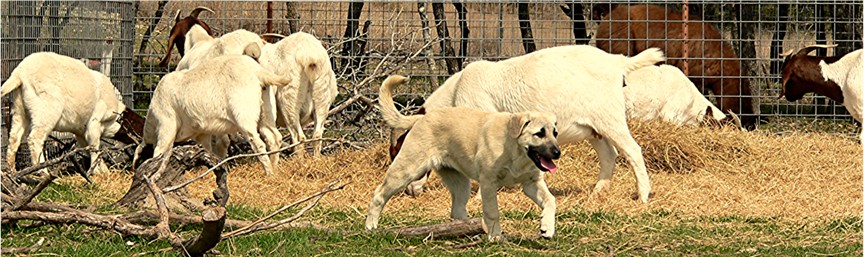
594, 4, 757, 129
158, 6, 215, 67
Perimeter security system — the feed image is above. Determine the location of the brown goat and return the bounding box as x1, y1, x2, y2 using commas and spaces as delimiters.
158, 6, 214, 67
594, 4, 756, 129
779, 45, 844, 103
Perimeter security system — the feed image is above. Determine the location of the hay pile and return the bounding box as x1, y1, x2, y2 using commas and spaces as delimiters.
74, 120, 861, 229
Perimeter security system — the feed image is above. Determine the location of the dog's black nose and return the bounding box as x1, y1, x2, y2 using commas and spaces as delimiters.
551, 147, 561, 159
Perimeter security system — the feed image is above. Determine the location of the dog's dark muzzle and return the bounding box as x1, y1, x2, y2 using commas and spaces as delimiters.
528, 144, 560, 173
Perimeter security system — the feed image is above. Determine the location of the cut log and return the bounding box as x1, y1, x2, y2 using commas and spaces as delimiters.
116, 145, 228, 211
389, 217, 484, 238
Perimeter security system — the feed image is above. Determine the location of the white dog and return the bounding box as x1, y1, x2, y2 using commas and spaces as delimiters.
367, 75, 561, 241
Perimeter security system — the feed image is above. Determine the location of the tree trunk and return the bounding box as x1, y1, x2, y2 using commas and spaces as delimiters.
285, 2, 300, 34
417, 2, 440, 89
136, 0, 168, 60
340, 1, 365, 78
814, 4, 829, 56
116, 145, 229, 212
432, 3, 458, 75
560, 3, 589, 45
517, 3, 536, 53
835, 3, 863, 55
453, 2, 469, 70
769, 4, 789, 76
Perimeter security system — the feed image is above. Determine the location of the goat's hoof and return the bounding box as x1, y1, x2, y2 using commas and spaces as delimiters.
630, 191, 655, 202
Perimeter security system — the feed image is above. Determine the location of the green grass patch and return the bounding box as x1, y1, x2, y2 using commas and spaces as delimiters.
3, 206, 860, 256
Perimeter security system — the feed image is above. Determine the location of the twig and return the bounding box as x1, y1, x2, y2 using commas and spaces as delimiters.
1, 237, 46, 255
142, 148, 187, 253
11, 173, 57, 210
221, 180, 347, 239
162, 138, 343, 193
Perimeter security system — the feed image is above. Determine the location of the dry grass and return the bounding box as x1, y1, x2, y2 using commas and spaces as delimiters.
72, 120, 861, 231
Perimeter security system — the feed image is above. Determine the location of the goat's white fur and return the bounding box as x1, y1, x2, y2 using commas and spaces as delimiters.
819, 49, 863, 142
623, 64, 727, 126
2, 52, 125, 173
417, 45, 664, 202
176, 25, 265, 71
259, 32, 338, 157
134, 55, 291, 175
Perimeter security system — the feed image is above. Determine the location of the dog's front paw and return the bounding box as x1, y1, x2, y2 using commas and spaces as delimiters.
539, 229, 555, 239
486, 234, 507, 243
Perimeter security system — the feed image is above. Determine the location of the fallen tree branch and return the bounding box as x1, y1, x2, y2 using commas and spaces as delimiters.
1, 237, 46, 255
11, 173, 57, 210
221, 180, 347, 239
389, 217, 484, 238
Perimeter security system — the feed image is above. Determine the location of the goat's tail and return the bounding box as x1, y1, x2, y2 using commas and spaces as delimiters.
379, 75, 424, 130
624, 47, 666, 74
257, 69, 292, 88
0, 71, 22, 97
295, 51, 326, 82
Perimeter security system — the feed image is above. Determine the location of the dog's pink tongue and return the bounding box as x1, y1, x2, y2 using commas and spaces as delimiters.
540, 158, 558, 173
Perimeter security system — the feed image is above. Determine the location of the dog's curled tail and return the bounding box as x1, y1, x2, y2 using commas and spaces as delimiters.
379, 75, 423, 130
624, 47, 666, 74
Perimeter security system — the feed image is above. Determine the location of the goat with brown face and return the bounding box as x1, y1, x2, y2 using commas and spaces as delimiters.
158, 6, 214, 68
779, 45, 845, 103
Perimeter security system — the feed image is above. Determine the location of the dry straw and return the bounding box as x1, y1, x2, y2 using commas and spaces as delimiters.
75, 120, 861, 229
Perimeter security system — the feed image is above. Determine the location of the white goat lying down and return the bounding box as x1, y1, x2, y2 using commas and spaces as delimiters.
134, 54, 291, 175
623, 64, 728, 126
407, 45, 664, 202
2, 52, 126, 173
176, 25, 265, 71
259, 32, 338, 157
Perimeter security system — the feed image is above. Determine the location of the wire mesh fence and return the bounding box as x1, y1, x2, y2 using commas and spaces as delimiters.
1, 1, 135, 167
1, 1, 862, 161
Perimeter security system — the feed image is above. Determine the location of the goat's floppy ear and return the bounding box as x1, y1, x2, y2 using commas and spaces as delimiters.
243, 43, 261, 61
509, 113, 530, 139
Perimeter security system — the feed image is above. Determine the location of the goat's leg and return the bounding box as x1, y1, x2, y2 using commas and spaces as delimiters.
25, 127, 51, 175
240, 129, 272, 175
5, 94, 29, 171
602, 126, 651, 203
588, 138, 617, 196
194, 134, 214, 154
258, 126, 282, 168
213, 135, 230, 159
309, 105, 329, 157
84, 121, 109, 174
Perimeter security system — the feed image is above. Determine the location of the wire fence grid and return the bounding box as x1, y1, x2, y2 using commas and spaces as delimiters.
1, 1, 862, 162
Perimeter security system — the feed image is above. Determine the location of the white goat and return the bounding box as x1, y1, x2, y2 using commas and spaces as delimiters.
176, 25, 265, 71
819, 49, 863, 123
623, 64, 728, 126
134, 54, 291, 175
400, 45, 664, 203
819, 48, 863, 142
259, 32, 338, 157
2, 52, 125, 173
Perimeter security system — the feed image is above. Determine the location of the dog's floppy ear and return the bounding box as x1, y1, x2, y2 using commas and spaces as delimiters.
509, 113, 530, 138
